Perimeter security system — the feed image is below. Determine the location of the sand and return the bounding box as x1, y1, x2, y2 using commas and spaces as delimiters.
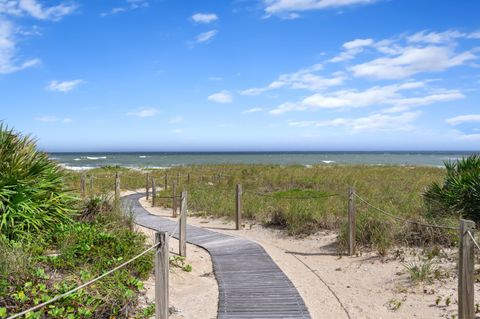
129, 192, 473, 319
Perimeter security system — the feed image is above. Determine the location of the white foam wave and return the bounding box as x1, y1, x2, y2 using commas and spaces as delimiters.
59, 164, 95, 171
86, 156, 107, 160
322, 160, 335, 164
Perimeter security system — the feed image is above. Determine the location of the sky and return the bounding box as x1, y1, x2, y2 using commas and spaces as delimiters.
0, 0, 479, 152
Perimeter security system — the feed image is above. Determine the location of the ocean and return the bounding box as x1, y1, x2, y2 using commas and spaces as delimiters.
48, 151, 478, 170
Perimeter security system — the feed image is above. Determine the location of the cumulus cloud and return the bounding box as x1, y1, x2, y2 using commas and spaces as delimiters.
241, 64, 345, 95
269, 81, 464, 115
191, 13, 218, 24
329, 38, 373, 62
446, 114, 480, 126
349, 46, 476, 80
288, 111, 420, 132
127, 107, 159, 117
208, 90, 233, 103
263, 0, 379, 17
0, 0, 77, 21
0, 19, 40, 74
46, 79, 84, 92
196, 30, 218, 43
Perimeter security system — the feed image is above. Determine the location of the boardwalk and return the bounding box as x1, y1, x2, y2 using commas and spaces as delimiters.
123, 193, 311, 319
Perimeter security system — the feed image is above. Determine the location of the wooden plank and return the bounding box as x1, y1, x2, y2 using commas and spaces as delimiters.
236, 184, 242, 230
152, 179, 156, 207
114, 172, 120, 208
348, 186, 356, 256
179, 191, 187, 257
164, 174, 168, 191
80, 174, 86, 197
123, 193, 311, 319
89, 175, 94, 195
146, 173, 149, 200
459, 219, 475, 319
155, 231, 169, 319
172, 180, 177, 218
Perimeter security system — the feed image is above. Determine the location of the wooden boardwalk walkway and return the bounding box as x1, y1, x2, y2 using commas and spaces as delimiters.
124, 193, 311, 319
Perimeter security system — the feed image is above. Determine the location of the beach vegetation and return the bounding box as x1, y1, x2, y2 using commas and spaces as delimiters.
424, 155, 480, 222
65, 163, 460, 254
0, 124, 153, 318
0, 124, 76, 241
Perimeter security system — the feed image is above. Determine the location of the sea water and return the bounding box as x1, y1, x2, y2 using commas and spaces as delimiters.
49, 151, 478, 170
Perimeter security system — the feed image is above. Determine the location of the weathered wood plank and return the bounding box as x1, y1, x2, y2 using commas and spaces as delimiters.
123, 193, 311, 319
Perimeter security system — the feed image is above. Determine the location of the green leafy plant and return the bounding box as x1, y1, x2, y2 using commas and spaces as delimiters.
169, 256, 193, 272
424, 155, 480, 222
403, 258, 437, 283
0, 124, 76, 241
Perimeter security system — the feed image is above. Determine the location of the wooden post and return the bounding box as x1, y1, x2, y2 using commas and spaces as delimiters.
179, 191, 187, 257
176, 172, 180, 186
459, 219, 475, 319
348, 186, 356, 256
152, 179, 156, 207
164, 174, 168, 191
236, 184, 242, 230
155, 231, 169, 319
146, 173, 150, 200
187, 173, 190, 185
80, 174, 86, 197
89, 175, 94, 195
114, 172, 120, 207
172, 181, 177, 218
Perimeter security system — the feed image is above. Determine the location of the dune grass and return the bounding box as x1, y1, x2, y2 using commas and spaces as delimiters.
65, 163, 458, 253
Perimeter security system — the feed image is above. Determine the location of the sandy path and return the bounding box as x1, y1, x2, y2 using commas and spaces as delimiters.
132, 192, 470, 319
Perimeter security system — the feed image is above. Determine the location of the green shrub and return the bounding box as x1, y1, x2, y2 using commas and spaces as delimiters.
424, 155, 480, 222
0, 124, 76, 240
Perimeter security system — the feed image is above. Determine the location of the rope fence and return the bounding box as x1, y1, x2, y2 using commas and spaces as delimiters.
353, 193, 458, 230
6, 242, 161, 319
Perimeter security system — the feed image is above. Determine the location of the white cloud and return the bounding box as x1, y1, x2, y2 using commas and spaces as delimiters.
0, 19, 40, 74
35, 115, 72, 123
329, 38, 373, 62
191, 13, 218, 24
0, 0, 77, 21
288, 111, 420, 132
172, 129, 184, 134
101, 7, 126, 16
349, 46, 476, 80
241, 64, 345, 95
407, 30, 466, 44
127, 107, 159, 117
208, 90, 233, 103
242, 107, 264, 113
46, 79, 84, 92
269, 81, 464, 115
446, 114, 480, 126
196, 30, 217, 43
169, 115, 183, 124
263, 0, 379, 16
100, 0, 149, 16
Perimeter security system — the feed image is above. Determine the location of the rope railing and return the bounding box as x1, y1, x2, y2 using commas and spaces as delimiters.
467, 230, 480, 252
6, 242, 160, 319
353, 193, 458, 230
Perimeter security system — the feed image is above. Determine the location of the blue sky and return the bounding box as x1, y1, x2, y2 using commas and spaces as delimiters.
0, 0, 479, 151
